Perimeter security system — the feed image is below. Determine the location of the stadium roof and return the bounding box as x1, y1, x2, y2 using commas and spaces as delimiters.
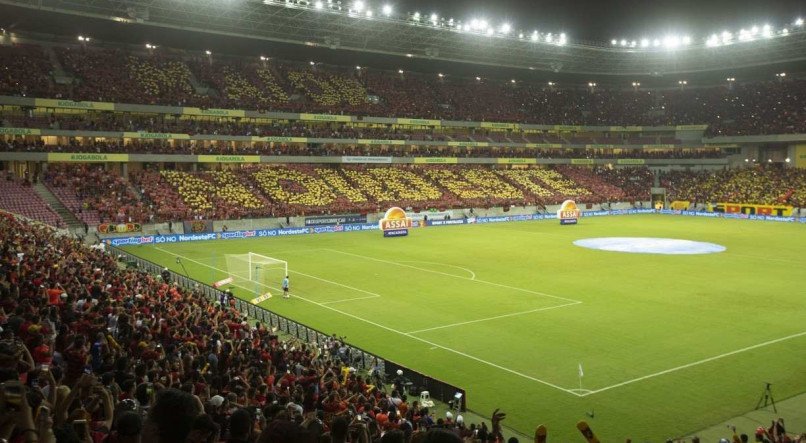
1, 0, 806, 77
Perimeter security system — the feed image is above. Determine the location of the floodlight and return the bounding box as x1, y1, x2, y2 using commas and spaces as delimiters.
532, 31, 539, 42
205, 50, 212, 55
405, 53, 413, 57
382, 4, 391, 16
412, 11, 420, 21
518, 32, 524, 39
486, 28, 494, 36
750, 25, 759, 35
620, 39, 627, 46
640, 38, 649, 47
796, 18, 804, 26
510, 79, 516, 83
430, 13, 438, 24
355, 65, 361, 70
475, 76, 481, 81
479, 19, 488, 30
366, 9, 372, 17
398, 69, 404, 74
611, 39, 617, 45
547, 81, 555, 86
315, 1, 323, 9
260, 56, 268, 61
652, 39, 660, 47
437, 73, 444, 78
781, 28, 789, 35
309, 60, 315, 65
630, 40, 637, 47
785, 157, 791, 163
588, 82, 595, 87
145, 43, 154, 49
681, 35, 691, 45
462, 24, 470, 31
353, 0, 363, 12
663, 36, 680, 48
721, 31, 732, 43
762, 24, 772, 37
558, 33, 567, 45
500, 23, 511, 34
726, 77, 735, 81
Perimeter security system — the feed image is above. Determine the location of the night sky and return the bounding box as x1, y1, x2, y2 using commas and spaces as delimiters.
398, 0, 805, 41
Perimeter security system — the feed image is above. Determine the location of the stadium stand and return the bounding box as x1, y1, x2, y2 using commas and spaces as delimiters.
0, 211, 504, 442
2, 163, 803, 224
43, 164, 150, 225
0, 42, 804, 135
1, 206, 802, 443
0, 176, 64, 227
663, 166, 806, 207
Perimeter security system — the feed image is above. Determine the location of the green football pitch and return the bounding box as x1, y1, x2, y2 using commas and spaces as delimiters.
122, 214, 806, 441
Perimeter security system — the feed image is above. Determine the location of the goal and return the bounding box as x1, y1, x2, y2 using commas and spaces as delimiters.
224, 253, 288, 292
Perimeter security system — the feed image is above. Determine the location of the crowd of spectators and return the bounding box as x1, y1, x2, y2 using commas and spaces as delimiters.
662, 166, 806, 208
3, 164, 802, 225
117, 165, 660, 222
1, 43, 805, 135
0, 210, 542, 443
43, 164, 150, 225
0, 139, 723, 161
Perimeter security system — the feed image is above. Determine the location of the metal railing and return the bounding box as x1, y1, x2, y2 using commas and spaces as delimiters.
110, 246, 467, 411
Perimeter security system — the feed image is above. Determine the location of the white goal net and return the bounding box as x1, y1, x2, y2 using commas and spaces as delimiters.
224, 253, 288, 294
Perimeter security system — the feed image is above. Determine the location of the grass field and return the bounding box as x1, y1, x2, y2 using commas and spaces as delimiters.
122, 214, 806, 441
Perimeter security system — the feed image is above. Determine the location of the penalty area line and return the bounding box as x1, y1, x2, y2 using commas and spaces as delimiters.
406, 301, 581, 334
152, 247, 583, 397
581, 330, 806, 397
321, 295, 381, 305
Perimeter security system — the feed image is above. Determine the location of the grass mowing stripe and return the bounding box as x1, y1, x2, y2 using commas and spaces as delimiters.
154, 246, 583, 396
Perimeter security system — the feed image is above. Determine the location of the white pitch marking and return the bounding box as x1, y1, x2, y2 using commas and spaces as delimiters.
581, 330, 806, 396
406, 301, 581, 334
324, 248, 581, 303
154, 247, 804, 398
153, 247, 582, 396
398, 260, 477, 280
158, 247, 384, 303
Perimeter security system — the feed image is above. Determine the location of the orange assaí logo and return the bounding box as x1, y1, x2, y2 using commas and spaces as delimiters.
557, 200, 581, 225
379, 207, 413, 231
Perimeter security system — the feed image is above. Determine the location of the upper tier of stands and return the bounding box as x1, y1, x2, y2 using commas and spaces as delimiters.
1, 43, 804, 136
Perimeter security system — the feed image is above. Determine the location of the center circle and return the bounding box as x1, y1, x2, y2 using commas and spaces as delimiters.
573, 237, 726, 255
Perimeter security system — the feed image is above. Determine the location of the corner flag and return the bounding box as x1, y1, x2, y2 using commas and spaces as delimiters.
578, 363, 584, 378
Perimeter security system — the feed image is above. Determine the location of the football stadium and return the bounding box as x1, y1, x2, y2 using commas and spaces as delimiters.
0, 0, 804, 442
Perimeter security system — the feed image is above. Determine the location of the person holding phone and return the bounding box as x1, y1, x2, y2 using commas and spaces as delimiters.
0, 380, 49, 443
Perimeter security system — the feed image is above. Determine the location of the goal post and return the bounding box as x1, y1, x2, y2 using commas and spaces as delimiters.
224, 253, 288, 294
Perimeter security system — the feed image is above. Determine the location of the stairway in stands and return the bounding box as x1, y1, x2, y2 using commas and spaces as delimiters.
32, 183, 83, 230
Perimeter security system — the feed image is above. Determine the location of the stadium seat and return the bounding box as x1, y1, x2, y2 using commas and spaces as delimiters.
420, 390, 434, 408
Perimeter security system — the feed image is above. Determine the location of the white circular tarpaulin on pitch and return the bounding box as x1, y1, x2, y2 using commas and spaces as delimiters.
573, 237, 726, 255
